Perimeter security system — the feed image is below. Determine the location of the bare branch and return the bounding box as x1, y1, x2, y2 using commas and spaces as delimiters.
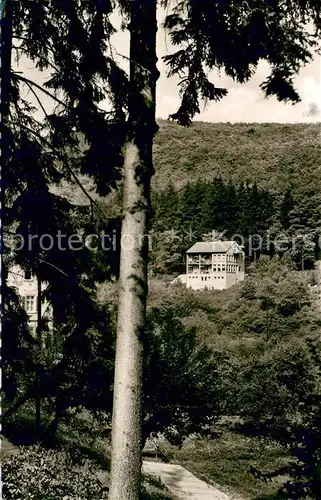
38, 259, 68, 277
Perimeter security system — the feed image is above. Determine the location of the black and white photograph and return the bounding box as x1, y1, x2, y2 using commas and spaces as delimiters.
1, 1, 321, 499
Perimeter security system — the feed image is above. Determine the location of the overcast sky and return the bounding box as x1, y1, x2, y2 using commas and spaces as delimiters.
18, 10, 321, 124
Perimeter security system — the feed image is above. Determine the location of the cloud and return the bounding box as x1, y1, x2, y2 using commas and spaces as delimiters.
306, 103, 320, 117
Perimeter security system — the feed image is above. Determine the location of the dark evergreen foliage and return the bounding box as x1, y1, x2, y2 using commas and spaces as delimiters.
163, 0, 321, 125
2, 0, 125, 425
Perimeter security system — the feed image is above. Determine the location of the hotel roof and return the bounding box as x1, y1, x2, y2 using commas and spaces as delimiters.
186, 241, 242, 253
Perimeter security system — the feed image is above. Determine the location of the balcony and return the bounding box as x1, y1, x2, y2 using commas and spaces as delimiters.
200, 258, 211, 265
200, 265, 211, 274
187, 256, 199, 264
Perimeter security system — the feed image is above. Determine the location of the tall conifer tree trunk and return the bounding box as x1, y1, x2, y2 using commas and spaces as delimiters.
108, 1, 159, 499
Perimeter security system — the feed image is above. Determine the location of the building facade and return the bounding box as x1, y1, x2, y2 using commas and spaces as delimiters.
6, 264, 53, 333
184, 240, 245, 291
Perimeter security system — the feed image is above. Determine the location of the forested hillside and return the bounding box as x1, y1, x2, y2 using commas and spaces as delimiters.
153, 120, 321, 196
61, 121, 321, 203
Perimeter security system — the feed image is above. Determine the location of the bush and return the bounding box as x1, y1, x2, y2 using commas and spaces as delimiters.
249, 338, 321, 499
235, 338, 319, 430
142, 306, 229, 446
2, 444, 108, 500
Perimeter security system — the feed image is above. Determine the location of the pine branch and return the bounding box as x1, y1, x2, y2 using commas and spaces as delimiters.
17, 123, 109, 223
5, 248, 69, 278
13, 73, 68, 110
11, 96, 109, 224
21, 77, 50, 119
12, 43, 60, 73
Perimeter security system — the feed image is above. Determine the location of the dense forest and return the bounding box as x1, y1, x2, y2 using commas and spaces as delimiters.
152, 121, 321, 194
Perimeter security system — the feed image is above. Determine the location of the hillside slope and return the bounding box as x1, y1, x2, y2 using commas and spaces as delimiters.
51, 121, 321, 206
153, 121, 321, 195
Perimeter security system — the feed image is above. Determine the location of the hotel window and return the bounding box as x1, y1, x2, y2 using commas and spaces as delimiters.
217, 266, 221, 272
222, 266, 226, 272
24, 269, 32, 280
23, 295, 35, 312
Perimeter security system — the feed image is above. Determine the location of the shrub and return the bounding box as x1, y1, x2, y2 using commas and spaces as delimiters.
235, 338, 319, 430
249, 338, 321, 499
2, 444, 108, 500
142, 307, 229, 447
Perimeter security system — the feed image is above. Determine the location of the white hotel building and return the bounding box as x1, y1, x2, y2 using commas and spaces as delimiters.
172, 240, 245, 290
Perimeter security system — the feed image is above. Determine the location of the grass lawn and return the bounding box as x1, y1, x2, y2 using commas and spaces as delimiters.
161, 428, 291, 500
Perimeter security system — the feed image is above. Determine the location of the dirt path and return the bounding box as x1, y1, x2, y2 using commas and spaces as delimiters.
143, 460, 241, 500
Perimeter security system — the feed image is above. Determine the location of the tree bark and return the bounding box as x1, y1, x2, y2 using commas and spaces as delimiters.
108, 1, 159, 499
